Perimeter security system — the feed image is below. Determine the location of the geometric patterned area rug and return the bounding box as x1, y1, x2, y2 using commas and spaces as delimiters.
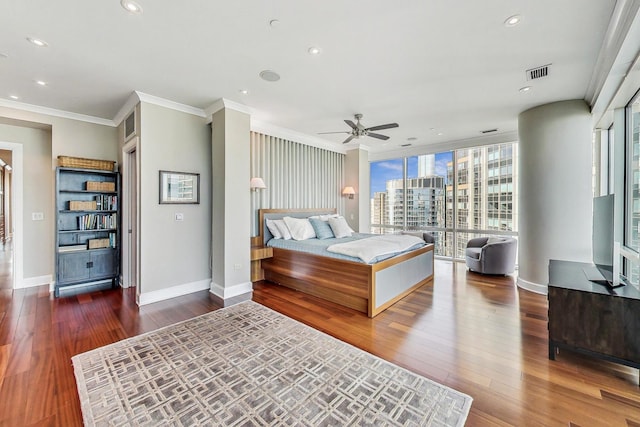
72, 301, 472, 426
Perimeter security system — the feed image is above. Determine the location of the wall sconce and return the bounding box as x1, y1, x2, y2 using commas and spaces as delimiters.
250, 177, 267, 191
342, 186, 356, 199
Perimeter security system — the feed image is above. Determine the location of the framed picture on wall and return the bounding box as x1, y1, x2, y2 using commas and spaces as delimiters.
159, 170, 200, 204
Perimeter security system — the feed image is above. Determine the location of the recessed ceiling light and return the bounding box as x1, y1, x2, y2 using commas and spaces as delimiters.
259, 70, 280, 82
35, 80, 47, 86
27, 37, 48, 47
504, 14, 521, 27
0, 53, 8, 59
9, 95, 19, 100
269, 19, 280, 28
519, 86, 532, 93
407, 137, 417, 141
437, 132, 444, 136
121, 0, 143, 14
238, 89, 249, 95
308, 46, 321, 55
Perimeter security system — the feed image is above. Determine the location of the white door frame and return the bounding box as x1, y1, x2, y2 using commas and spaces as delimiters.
0, 141, 22, 289
121, 137, 140, 301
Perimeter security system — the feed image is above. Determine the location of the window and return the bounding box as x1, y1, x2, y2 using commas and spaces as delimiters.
625, 91, 640, 283
370, 142, 518, 260
370, 158, 404, 234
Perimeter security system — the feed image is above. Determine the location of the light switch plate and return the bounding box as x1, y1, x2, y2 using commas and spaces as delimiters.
175, 213, 184, 221
32, 212, 44, 221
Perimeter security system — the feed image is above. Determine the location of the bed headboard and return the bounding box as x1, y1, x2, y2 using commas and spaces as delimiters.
257, 208, 337, 246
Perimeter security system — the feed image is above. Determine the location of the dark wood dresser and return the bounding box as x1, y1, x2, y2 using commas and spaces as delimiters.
548, 259, 640, 382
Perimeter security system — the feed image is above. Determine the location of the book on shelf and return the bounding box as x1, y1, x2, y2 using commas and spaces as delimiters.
59, 244, 87, 253
77, 213, 117, 230
94, 195, 118, 211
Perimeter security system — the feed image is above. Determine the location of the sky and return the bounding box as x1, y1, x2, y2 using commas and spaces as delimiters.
369, 152, 453, 198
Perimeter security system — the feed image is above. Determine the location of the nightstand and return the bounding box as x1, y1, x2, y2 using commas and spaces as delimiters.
251, 246, 273, 282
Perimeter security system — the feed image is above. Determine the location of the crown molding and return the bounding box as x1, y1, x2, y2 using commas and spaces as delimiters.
204, 98, 253, 120
345, 144, 370, 153
368, 130, 519, 161
0, 98, 114, 127
587, 0, 640, 117
135, 91, 207, 118
251, 119, 346, 154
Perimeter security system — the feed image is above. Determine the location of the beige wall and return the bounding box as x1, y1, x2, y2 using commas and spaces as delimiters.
345, 148, 370, 232
0, 124, 52, 279
211, 108, 251, 296
138, 102, 211, 295
0, 107, 118, 286
518, 100, 593, 290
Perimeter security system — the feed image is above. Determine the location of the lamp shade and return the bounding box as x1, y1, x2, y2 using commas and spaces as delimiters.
250, 177, 266, 190
342, 186, 355, 199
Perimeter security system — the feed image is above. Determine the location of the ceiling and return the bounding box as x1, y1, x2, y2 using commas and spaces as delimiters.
0, 0, 620, 153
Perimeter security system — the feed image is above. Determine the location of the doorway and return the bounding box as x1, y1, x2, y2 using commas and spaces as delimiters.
0, 143, 22, 290
0, 150, 11, 290
122, 138, 139, 300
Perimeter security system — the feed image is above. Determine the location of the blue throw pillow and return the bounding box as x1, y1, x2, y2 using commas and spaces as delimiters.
309, 218, 334, 239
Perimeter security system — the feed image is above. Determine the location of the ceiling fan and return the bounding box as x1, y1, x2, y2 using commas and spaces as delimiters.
319, 114, 399, 144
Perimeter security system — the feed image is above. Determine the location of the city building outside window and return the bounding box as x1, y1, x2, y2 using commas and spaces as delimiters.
370, 142, 519, 260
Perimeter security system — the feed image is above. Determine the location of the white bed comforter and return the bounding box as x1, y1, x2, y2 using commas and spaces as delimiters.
326, 234, 424, 264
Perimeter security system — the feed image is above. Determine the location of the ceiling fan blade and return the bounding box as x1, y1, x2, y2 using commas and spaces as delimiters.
366, 123, 399, 132
367, 132, 390, 141
344, 120, 358, 130
342, 134, 356, 144
318, 131, 350, 135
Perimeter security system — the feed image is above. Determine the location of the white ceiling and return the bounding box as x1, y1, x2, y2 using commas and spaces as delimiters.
0, 0, 619, 153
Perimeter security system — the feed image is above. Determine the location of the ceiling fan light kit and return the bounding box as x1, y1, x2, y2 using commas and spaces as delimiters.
319, 113, 399, 144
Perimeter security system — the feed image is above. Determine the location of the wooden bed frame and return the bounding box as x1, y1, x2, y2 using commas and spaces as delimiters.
256, 208, 434, 317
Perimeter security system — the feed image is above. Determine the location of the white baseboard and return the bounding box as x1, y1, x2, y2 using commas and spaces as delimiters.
210, 281, 253, 300
138, 279, 211, 306
516, 276, 548, 295
15, 274, 52, 289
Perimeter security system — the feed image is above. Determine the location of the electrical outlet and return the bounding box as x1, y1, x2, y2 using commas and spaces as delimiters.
175, 213, 184, 221
234, 263, 242, 270
32, 212, 44, 221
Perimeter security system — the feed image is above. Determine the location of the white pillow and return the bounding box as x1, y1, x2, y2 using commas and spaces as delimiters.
328, 216, 352, 238
319, 214, 339, 221
266, 219, 283, 239
274, 219, 292, 240
283, 216, 316, 240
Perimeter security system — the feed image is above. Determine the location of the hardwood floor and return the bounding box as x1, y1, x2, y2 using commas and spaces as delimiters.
0, 260, 639, 426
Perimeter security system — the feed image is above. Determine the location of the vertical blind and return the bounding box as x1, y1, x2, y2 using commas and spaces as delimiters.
250, 132, 345, 235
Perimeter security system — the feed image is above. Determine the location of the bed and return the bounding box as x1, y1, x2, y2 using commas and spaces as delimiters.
257, 208, 434, 317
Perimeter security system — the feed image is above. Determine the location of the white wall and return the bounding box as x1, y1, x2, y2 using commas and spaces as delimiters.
138, 102, 211, 297
517, 99, 593, 292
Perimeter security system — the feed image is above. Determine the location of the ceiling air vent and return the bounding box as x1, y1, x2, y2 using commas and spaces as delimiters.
480, 128, 498, 134
526, 64, 551, 81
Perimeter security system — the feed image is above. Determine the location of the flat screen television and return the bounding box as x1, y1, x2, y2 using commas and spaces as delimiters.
591, 194, 620, 287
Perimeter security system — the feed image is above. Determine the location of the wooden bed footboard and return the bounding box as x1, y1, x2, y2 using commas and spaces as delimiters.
262, 248, 372, 313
